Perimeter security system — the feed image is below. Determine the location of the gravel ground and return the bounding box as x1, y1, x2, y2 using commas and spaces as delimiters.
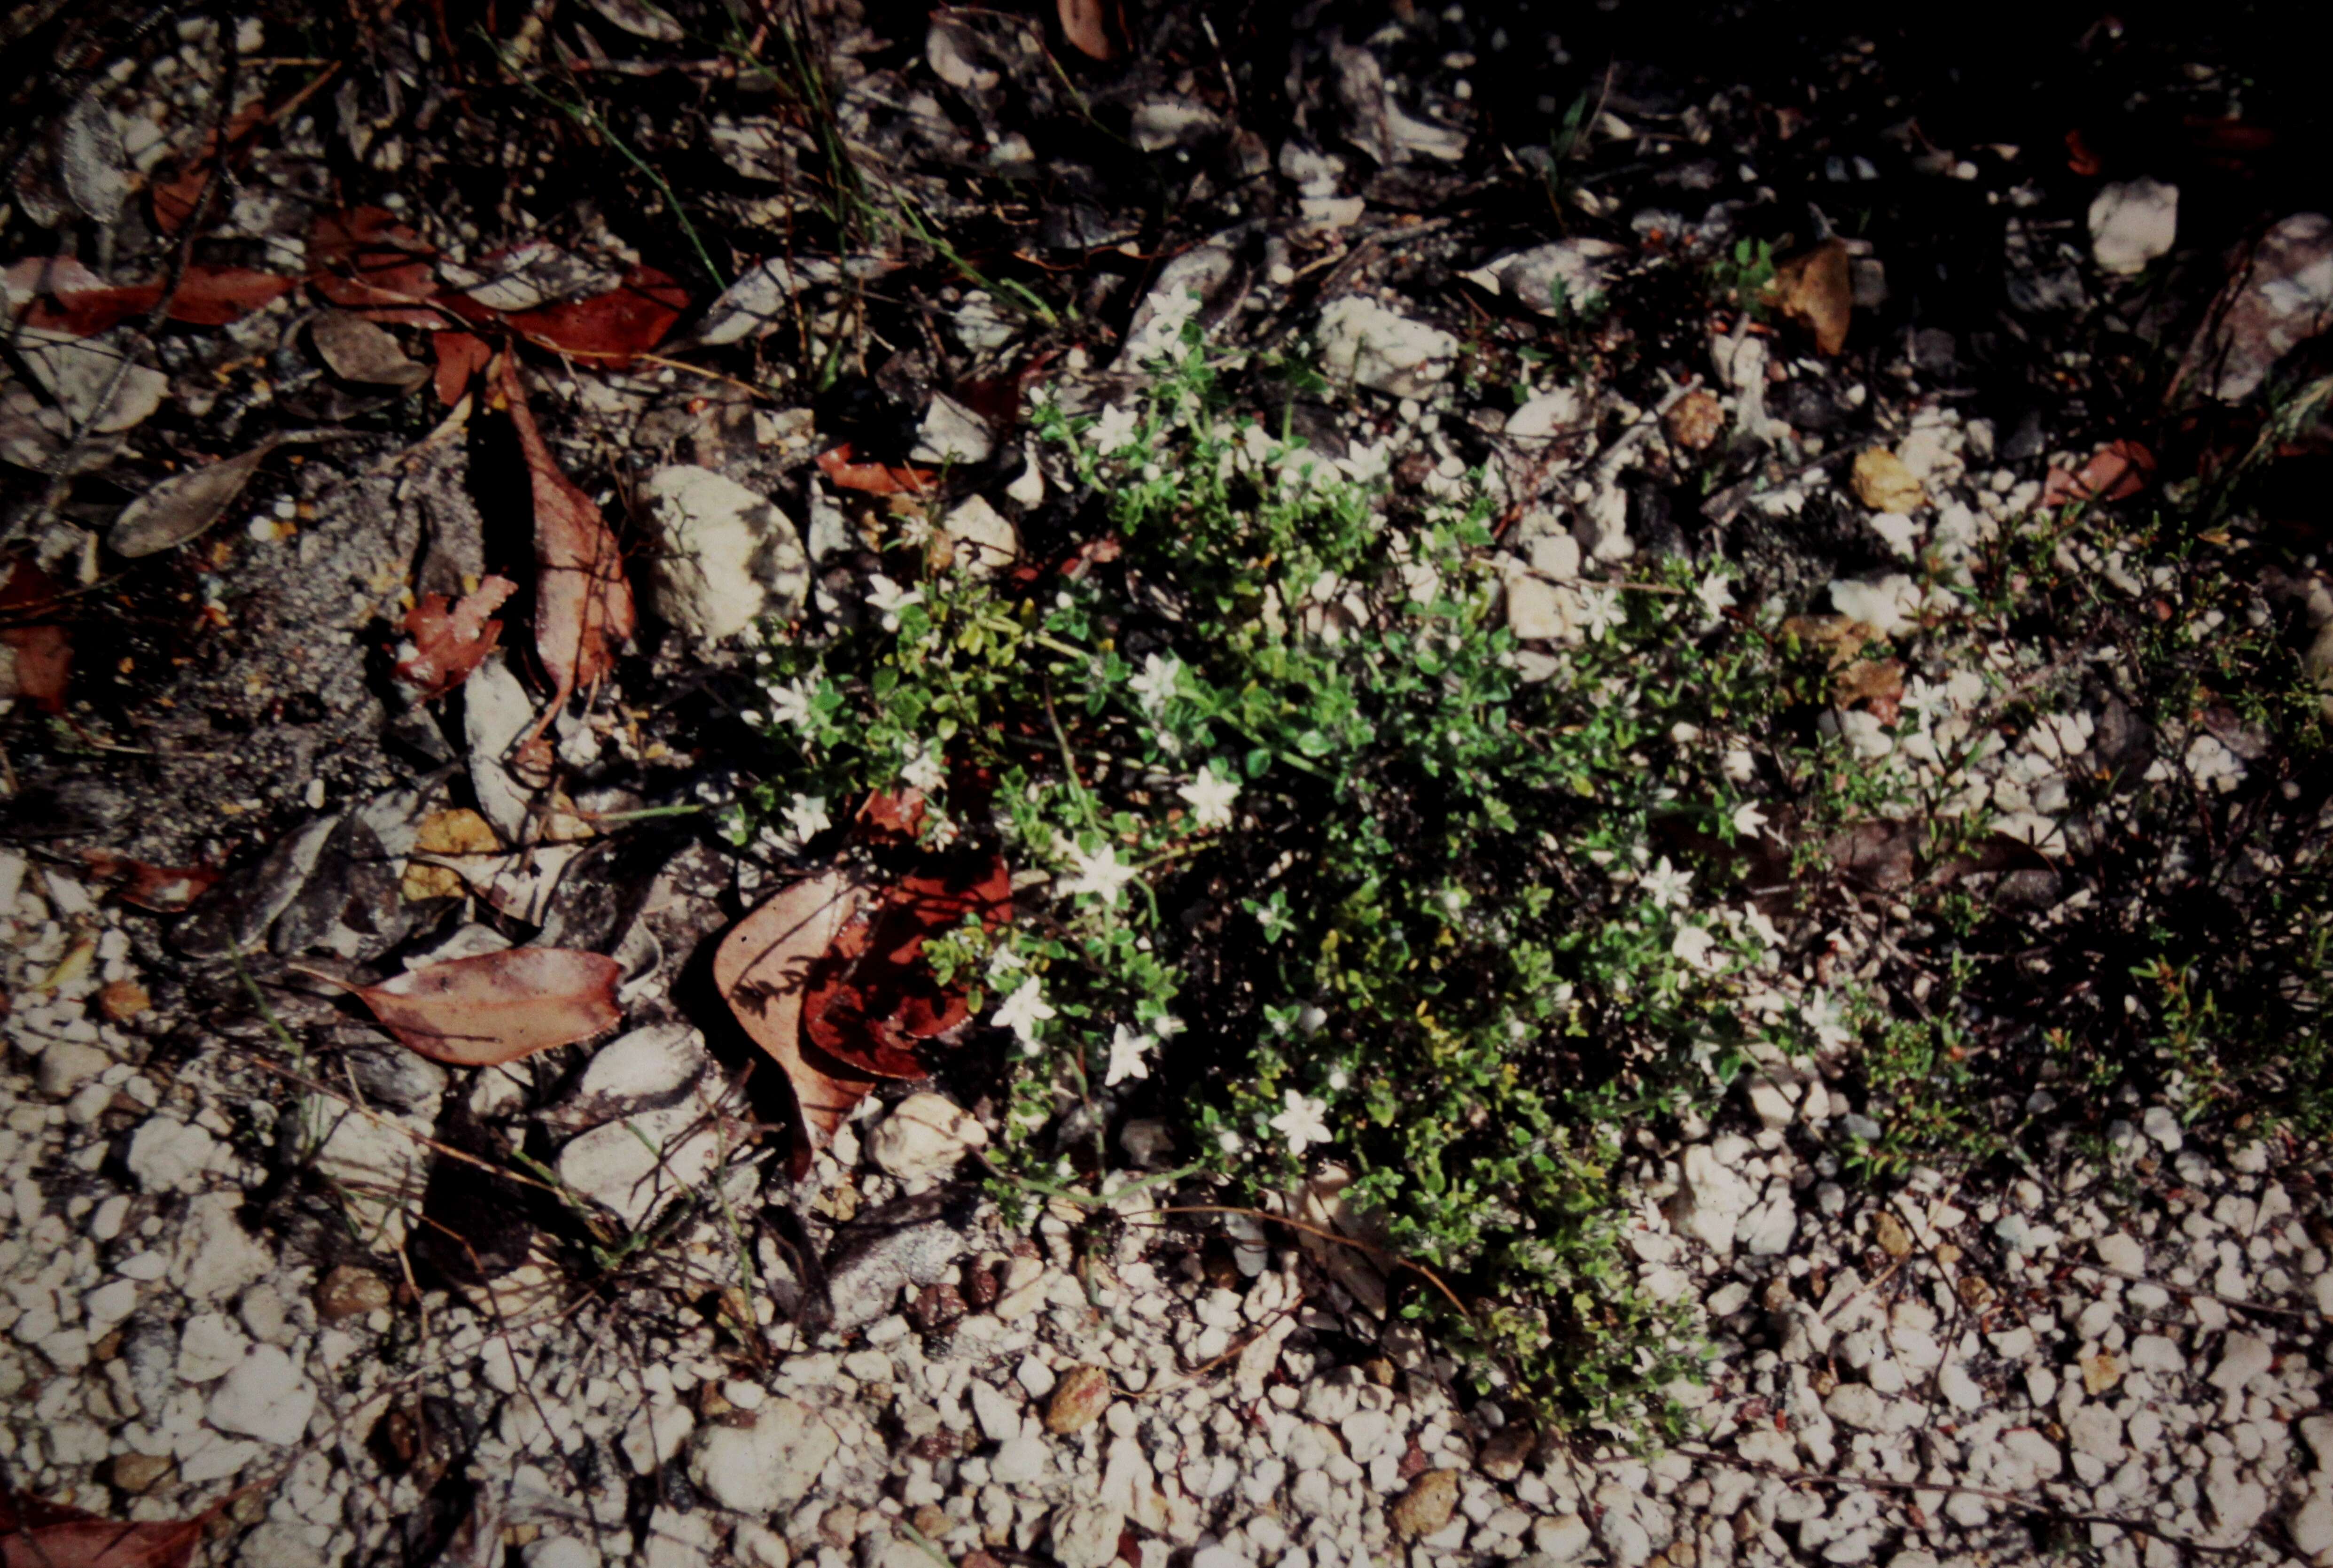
5, 3, 2333, 1567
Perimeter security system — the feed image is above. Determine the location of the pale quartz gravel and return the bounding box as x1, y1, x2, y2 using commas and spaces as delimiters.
4, 48, 2331, 1568
3, 854, 2329, 1568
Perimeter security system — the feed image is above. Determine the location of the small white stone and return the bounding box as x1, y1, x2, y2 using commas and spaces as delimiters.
170, 1191, 274, 1302
177, 1312, 251, 1382
641, 465, 808, 647
687, 1401, 838, 1512
206, 1344, 318, 1445
2140, 1105, 2183, 1152
126, 1116, 217, 1191
866, 1093, 987, 1182
2088, 179, 2177, 275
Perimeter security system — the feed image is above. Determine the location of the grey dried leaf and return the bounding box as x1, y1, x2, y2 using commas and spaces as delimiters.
309, 311, 429, 389
57, 96, 129, 225
579, 0, 684, 41
108, 440, 277, 558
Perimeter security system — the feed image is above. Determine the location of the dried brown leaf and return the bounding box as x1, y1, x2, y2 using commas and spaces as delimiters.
1057, 0, 1118, 60
495, 357, 635, 710
396, 574, 517, 699
0, 559, 71, 714
350, 947, 622, 1066
715, 869, 879, 1178
311, 311, 429, 388
1771, 239, 1852, 356
106, 441, 276, 559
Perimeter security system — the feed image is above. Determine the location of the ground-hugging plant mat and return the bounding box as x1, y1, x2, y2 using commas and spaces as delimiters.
5, 2, 2333, 1566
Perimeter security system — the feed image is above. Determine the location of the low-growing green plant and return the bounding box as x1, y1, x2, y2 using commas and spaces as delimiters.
725, 313, 1853, 1428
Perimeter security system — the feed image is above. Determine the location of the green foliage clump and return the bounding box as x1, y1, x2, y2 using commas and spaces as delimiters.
726, 316, 1847, 1429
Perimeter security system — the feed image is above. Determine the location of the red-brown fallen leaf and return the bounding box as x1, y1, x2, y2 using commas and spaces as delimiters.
2043, 440, 2156, 505
815, 443, 934, 497
716, 869, 879, 1179
499, 268, 690, 365
854, 788, 929, 843
396, 574, 518, 699
2064, 128, 2101, 177
0, 559, 70, 714
14, 264, 296, 336
348, 947, 622, 1065
1770, 239, 1852, 356
78, 850, 220, 912
0, 1492, 200, 1568
1057, 0, 1118, 60
494, 357, 635, 713
150, 99, 273, 235
430, 331, 492, 406
802, 853, 1011, 1080
308, 206, 445, 325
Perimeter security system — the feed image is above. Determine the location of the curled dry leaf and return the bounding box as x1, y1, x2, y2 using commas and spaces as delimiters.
716, 869, 878, 1178
350, 947, 622, 1065
430, 331, 492, 406
310, 310, 429, 389
107, 440, 277, 559
496, 268, 689, 365
1057, 0, 1118, 60
0, 1492, 200, 1568
396, 574, 518, 699
815, 442, 934, 497
78, 849, 219, 912
802, 854, 1010, 1079
1770, 239, 1852, 356
2043, 440, 2156, 505
308, 206, 444, 325
495, 357, 635, 711
0, 559, 71, 714
15, 264, 297, 337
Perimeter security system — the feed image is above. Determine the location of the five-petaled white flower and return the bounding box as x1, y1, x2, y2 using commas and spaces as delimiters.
1695, 570, 1737, 622
1060, 840, 1142, 907
986, 943, 1026, 981
766, 677, 816, 731
1151, 1012, 1187, 1041
1104, 1024, 1155, 1087
1640, 856, 1693, 910
1731, 800, 1770, 838
1578, 585, 1626, 641
1129, 652, 1182, 715
1178, 767, 1241, 829
1800, 988, 1855, 1052
900, 741, 946, 793
992, 977, 1055, 1046
1899, 675, 1956, 731
865, 574, 922, 631
782, 794, 831, 844
1089, 404, 1140, 454
1670, 924, 1721, 974
1269, 1090, 1333, 1157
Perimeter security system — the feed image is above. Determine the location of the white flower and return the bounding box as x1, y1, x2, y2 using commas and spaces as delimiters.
1217, 1129, 1243, 1155
1060, 839, 1142, 907
766, 677, 816, 731
1151, 1013, 1187, 1041
1695, 570, 1737, 621
1178, 767, 1241, 829
1721, 745, 1757, 784
1900, 675, 1956, 730
1730, 800, 1770, 838
1732, 904, 1783, 952
1089, 404, 1140, 454
866, 574, 923, 631
992, 978, 1055, 1046
900, 741, 945, 793
1671, 924, 1721, 973
1800, 988, 1855, 1052
1639, 856, 1693, 910
1129, 652, 1182, 715
986, 943, 1026, 981
1268, 1090, 1333, 1157
1104, 1025, 1155, 1087
1578, 585, 1625, 641
782, 794, 831, 843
